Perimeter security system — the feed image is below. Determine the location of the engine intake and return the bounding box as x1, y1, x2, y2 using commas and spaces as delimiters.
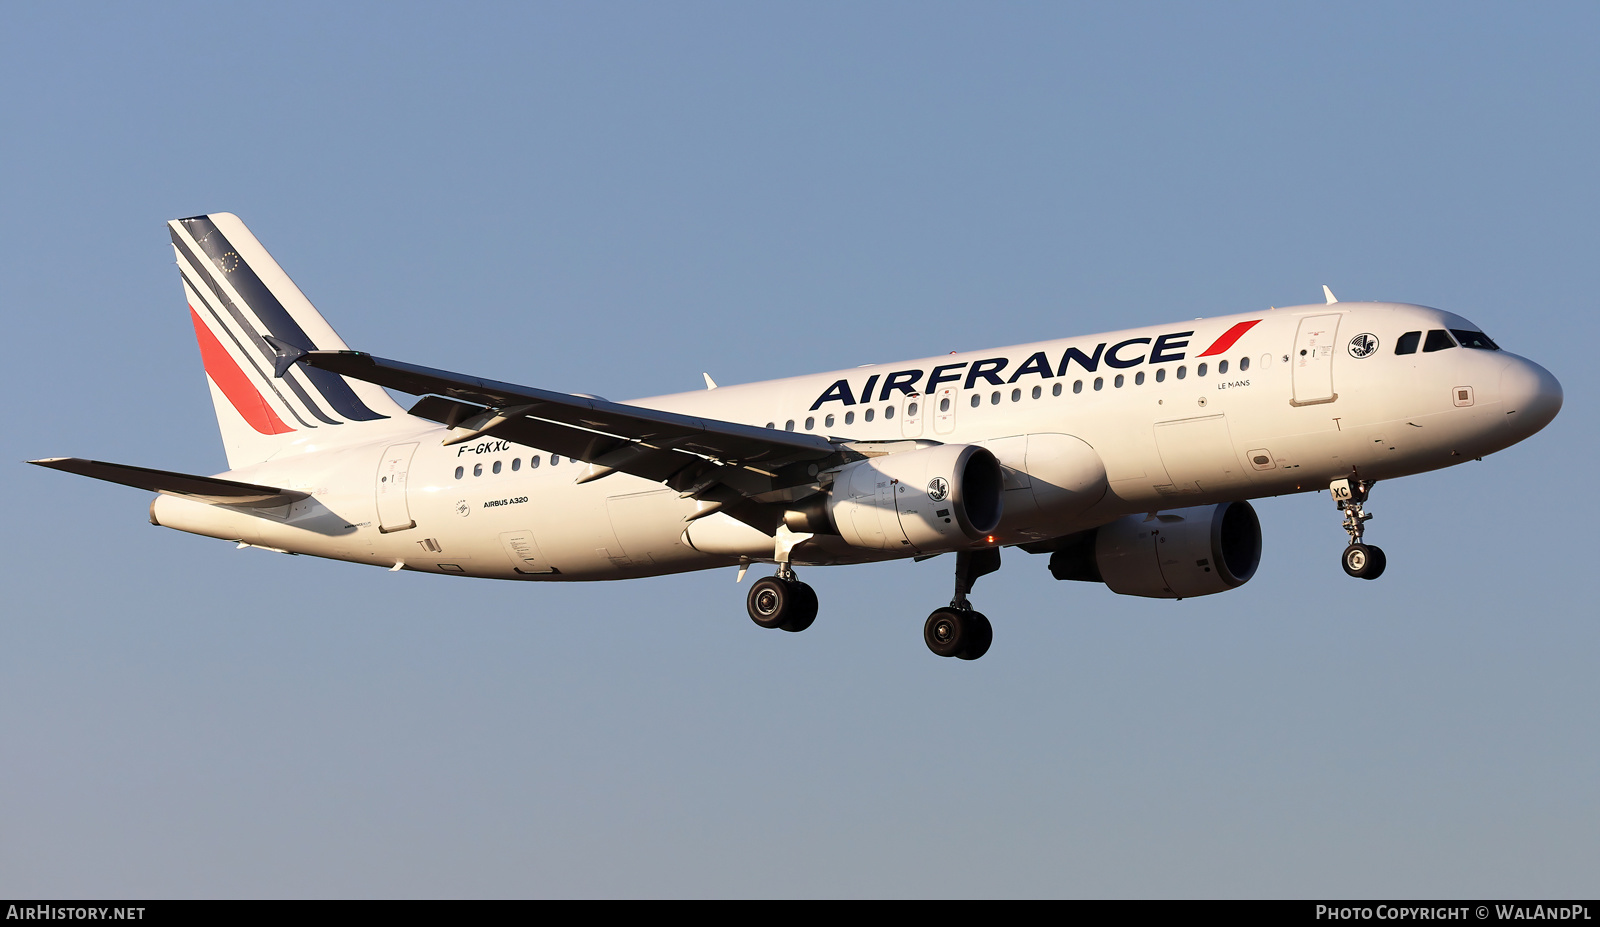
791, 444, 1003, 553
1049, 501, 1261, 598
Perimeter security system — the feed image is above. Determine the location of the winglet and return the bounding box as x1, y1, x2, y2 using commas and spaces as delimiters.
1322, 285, 1339, 305
703, 372, 718, 390
263, 335, 307, 378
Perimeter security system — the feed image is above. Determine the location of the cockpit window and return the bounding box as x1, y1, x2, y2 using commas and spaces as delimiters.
1395, 331, 1421, 355
1422, 329, 1457, 353
1450, 329, 1499, 350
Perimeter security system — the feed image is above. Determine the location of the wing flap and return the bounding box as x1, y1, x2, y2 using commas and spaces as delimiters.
301, 351, 837, 466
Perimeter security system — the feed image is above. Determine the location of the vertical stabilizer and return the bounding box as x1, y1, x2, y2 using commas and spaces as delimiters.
169, 213, 408, 468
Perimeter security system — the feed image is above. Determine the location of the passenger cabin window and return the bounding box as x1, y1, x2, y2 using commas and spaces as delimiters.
511, 458, 521, 472
1113, 374, 1124, 388
1052, 383, 1062, 396
825, 414, 835, 428
1423, 329, 1457, 353
1451, 329, 1500, 350
1031, 385, 1041, 399
1073, 380, 1083, 394
785, 420, 795, 431
865, 408, 875, 422
1093, 377, 1104, 391
884, 405, 895, 419
530, 455, 541, 468
970, 394, 980, 408
1155, 368, 1166, 382
1197, 362, 1208, 377
1395, 331, 1421, 355
454, 466, 464, 480
1239, 356, 1250, 372
805, 416, 815, 430
493, 460, 502, 474
1218, 360, 1229, 375
845, 411, 855, 424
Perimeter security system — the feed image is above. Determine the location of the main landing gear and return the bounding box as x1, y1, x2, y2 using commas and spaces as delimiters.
1332, 476, 1386, 580
925, 548, 1000, 661
746, 526, 818, 632
746, 567, 818, 633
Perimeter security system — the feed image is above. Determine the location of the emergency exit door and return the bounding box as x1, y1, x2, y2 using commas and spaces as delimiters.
376, 443, 418, 533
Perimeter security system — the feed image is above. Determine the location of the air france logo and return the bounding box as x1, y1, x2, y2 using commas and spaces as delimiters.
807, 319, 1262, 410
927, 477, 950, 502
1348, 333, 1379, 358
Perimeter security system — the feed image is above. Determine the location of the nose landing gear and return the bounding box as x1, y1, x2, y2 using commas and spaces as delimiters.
924, 548, 1000, 660
1332, 476, 1386, 580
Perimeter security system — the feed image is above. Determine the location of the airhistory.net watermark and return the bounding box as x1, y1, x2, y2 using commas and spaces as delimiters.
5, 908, 144, 921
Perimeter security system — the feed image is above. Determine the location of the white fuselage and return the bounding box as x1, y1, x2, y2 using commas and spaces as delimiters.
150, 301, 1560, 580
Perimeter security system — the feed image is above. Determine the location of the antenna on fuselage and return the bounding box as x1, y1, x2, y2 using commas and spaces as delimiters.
1323, 285, 1339, 304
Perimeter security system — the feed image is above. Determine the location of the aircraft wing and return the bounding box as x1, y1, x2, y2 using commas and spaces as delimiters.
29, 458, 307, 507
285, 348, 850, 505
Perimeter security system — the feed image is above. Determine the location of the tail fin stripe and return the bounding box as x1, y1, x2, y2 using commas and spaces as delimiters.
188, 307, 294, 435
179, 263, 324, 429
172, 232, 341, 426
179, 217, 387, 422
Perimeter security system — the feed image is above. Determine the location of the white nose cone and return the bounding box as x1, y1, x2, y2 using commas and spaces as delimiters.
1500, 357, 1563, 440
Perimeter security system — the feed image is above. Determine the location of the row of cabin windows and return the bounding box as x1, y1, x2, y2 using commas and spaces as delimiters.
1394, 329, 1499, 355
453, 454, 564, 480
765, 355, 1253, 432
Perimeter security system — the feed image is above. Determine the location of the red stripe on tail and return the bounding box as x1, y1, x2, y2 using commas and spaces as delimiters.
1198, 319, 1262, 357
189, 307, 293, 435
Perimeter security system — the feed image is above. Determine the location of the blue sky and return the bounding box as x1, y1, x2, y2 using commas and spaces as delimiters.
2, 2, 1596, 897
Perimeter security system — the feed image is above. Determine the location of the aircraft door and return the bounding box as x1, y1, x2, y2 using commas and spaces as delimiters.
375, 443, 418, 533
1291, 314, 1341, 406
933, 387, 957, 435
901, 392, 924, 438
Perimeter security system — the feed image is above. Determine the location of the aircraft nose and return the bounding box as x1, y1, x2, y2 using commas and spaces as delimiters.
1500, 356, 1563, 439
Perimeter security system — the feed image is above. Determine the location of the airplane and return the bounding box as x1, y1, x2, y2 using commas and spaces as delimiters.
31, 213, 1564, 661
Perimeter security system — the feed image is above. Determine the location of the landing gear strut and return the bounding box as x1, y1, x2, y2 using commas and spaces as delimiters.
1332, 476, 1386, 580
925, 548, 999, 660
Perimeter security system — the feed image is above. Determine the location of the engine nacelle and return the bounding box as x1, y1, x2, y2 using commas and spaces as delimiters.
804, 444, 1004, 553
1049, 501, 1261, 598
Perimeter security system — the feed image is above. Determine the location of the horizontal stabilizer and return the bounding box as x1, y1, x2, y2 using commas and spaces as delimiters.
28, 457, 307, 507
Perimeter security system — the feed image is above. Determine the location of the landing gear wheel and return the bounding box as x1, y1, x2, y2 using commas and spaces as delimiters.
1363, 545, 1386, 580
924, 608, 969, 657
748, 576, 795, 629
1342, 543, 1386, 580
926, 607, 992, 659
781, 582, 818, 632
956, 611, 992, 661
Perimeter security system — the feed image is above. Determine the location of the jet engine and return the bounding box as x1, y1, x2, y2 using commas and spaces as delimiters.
1048, 501, 1261, 598
786, 444, 1004, 553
